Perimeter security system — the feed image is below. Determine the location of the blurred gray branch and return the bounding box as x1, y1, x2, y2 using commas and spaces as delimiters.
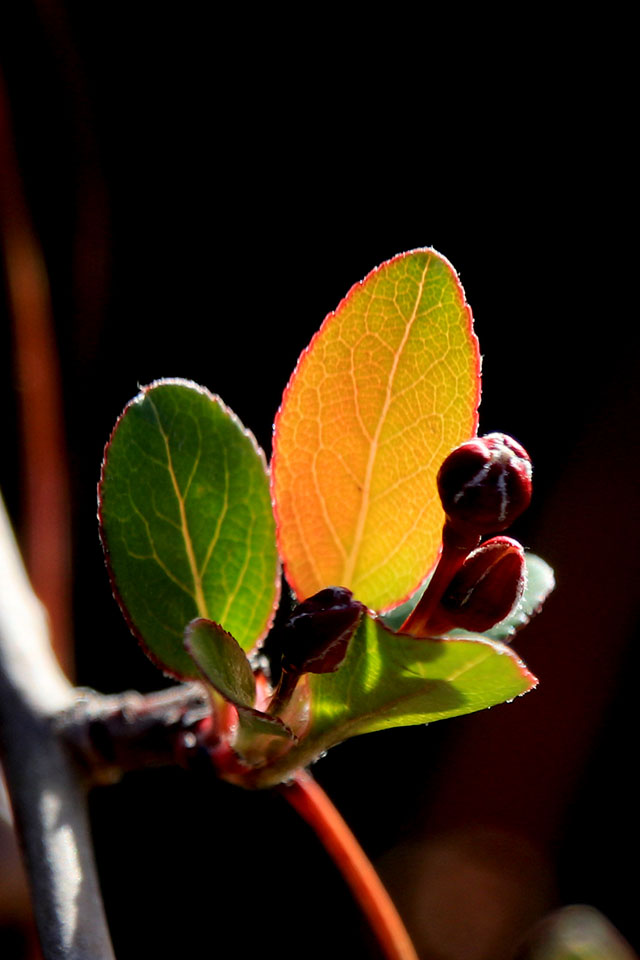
0, 493, 115, 960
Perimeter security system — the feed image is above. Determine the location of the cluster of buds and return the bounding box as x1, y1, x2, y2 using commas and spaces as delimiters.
401, 432, 532, 638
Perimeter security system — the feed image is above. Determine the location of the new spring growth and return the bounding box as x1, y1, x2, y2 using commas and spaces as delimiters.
97, 254, 553, 793
401, 434, 532, 638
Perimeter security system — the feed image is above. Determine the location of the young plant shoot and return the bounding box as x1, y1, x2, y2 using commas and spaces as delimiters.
98, 248, 554, 790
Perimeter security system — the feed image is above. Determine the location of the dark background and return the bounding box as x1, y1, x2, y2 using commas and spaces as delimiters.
1, 5, 637, 958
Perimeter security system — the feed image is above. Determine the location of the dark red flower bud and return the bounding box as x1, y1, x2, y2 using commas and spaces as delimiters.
437, 433, 532, 537
429, 536, 526, 634
282, 587, 365, 675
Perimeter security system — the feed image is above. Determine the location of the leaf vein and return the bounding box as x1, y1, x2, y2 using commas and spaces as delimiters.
199, 444, 230, 580
147, 395, 208, 617
341, 255, 432, 586
127, 500, 195, 599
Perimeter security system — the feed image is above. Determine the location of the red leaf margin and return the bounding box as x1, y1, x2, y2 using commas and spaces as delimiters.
98, 377, 282, 680
270, 248, 482, 611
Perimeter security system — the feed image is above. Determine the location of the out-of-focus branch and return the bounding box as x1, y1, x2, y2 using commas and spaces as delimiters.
0, 493, 115, 960
0, 68, 73, 677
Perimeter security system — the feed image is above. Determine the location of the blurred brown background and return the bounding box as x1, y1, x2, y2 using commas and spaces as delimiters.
0, 4, 637, 958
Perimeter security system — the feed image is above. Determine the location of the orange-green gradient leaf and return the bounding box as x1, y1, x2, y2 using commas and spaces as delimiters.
272, 249, 481, 611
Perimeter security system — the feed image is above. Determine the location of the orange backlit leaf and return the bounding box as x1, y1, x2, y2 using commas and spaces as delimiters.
272, 249, 481, 611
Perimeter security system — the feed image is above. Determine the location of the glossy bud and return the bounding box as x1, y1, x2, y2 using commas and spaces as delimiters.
282, 587, 365, 675
438, 433, 532, 537
428, 536, 526, 634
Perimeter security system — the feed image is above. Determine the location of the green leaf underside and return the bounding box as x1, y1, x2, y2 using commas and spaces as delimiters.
306, 614, 537, 747
272, 248, 480, 613
446, 553, 555, 643
99, 380, 279, 678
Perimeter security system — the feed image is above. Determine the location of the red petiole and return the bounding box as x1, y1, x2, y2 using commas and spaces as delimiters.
280, 769, 419, 960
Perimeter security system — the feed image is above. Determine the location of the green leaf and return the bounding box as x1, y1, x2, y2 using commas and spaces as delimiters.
497, 552, 555, 638
184, 618, 256, 707
234, 708, 296, 742
185, 618, 295, 742
520, 905, 637, 960
99, 379, 279, 678
257, 613, 537, 784
272, 248, 480, 612
303, 614, 536, 754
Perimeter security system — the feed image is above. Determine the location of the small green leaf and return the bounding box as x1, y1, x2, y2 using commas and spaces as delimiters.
99, 379, 279, 678
185, 618, 295, 743
234, 708, 296, 741
307, 613, 536, 750
497, 552, 555, 639
184, 618, 256, 707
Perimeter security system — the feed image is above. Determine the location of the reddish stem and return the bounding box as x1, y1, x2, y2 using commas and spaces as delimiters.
400, 521, 479, 637
280, 770, 419, 960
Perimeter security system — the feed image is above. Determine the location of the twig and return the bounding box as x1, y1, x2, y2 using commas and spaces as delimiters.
280, 770, 419, 960
59, 683, 210, 786
0, 493, 115, 960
